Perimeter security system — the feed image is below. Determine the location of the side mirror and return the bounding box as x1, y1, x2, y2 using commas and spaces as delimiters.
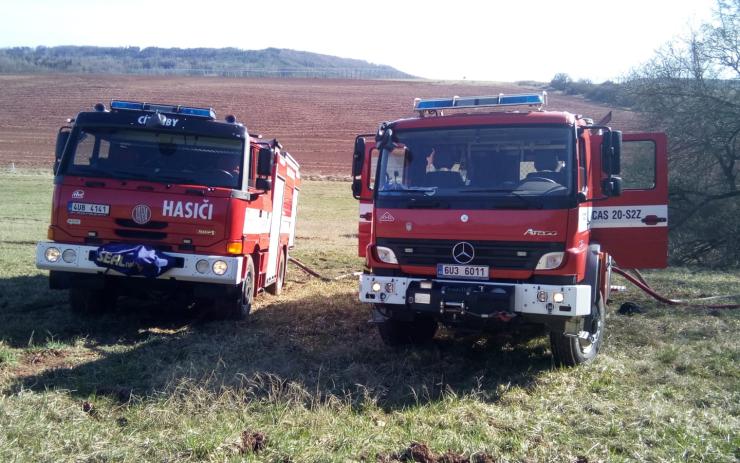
256, 177, 272, 191
54, 129, 71, 174
257, 147, 274, 177
601, 176, 623, 197
351, 178, 362, 199
601, 130, 622, 175
352, 137, 365, 177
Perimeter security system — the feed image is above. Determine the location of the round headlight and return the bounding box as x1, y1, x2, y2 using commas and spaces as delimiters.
195, 259, 210, 274
212, 260, 228, 275
45, 247, 61, 262
553, 292, 565, 303
62, 249, 76, 263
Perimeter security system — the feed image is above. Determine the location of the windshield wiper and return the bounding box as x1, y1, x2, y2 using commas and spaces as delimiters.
406, 197, 449, 209
383, 185, 438, 195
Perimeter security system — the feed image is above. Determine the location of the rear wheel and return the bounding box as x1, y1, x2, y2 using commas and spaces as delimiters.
377, 315, 438, 346
220, 255, 255, 320
266, 248, 286, 296
69, 287, 110, 315
550, 293, 606, 366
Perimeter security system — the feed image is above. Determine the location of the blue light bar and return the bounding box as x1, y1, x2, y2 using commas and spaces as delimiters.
413, 92, 547, 112
110, 100, 216, 119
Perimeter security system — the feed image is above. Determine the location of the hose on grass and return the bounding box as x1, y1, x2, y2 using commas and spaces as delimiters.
288, 256, 360, 282
612, 266, 740, 309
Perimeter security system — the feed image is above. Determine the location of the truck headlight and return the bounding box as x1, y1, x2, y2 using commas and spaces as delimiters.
62, 249, 77, 263
212, 260, 228, 275
44, 247, 61, 262
375, 246, 398, 264
536, 252, 564, 270
196, 259, 210, 274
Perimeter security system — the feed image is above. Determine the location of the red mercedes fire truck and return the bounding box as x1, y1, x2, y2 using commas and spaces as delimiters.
352, 92, 667, 365
37, 100, 300, 319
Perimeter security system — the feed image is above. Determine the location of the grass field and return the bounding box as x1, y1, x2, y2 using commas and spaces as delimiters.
0, 171, 738, 462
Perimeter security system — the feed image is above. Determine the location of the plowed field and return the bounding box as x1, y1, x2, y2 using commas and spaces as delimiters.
0, 75, 638, 174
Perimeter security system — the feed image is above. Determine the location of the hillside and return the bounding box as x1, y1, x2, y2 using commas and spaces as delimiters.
0, 46, 414, 79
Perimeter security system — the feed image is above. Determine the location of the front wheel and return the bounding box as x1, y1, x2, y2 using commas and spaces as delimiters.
550, 294, 606, 366
219, 255, 255, 320
377, 315, 438, 346
266, 248, 286, 296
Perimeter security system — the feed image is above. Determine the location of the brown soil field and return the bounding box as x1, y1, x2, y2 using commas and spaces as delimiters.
0, 74, 639, 174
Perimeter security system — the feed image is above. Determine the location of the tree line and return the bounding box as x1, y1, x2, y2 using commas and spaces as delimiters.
0, 46, 413, 79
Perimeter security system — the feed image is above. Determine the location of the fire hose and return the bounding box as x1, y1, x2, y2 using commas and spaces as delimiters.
612, 266, 740, 309
288, 256, 360, 282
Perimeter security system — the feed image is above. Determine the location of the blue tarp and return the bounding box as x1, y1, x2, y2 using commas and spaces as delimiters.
92, 243, 179, 278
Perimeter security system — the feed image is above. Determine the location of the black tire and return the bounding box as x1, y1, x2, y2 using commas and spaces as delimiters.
266, 248, 286, 296
550, 293, 606, 366
69, 287, 109, 315
220, 255, 255, 320
377, 316, 438, 346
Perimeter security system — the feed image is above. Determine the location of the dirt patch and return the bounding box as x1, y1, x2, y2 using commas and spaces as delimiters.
377, 442, 496, 463
239, 430, 267, 454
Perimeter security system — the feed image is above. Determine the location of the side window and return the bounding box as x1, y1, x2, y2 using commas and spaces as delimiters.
381, 147, 406, 188
73, 133, 109, 166
621, 140, 656, 189
368, 148, 380, 190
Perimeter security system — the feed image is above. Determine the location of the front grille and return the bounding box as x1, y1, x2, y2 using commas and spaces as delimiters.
114, 229, 167, 240
115, 219, 168, 229
376, 238, 564, 270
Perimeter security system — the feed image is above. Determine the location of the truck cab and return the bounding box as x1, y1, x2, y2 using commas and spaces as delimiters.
37, 100, 300, 319
352, 93, 667, 365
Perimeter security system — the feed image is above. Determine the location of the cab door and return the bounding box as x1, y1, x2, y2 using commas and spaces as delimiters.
352, 136, 377, 257
590, 133, 668, 268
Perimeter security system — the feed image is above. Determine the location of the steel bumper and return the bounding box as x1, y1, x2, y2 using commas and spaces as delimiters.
359, 274, 591, 317
36, 241, 243, 285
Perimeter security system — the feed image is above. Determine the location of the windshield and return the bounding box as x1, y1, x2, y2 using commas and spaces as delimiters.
377, 126, 574, 203
62, 127, 245, 189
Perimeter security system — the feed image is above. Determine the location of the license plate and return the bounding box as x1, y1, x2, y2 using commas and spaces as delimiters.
68, 202, 110, 216
436, 263, 489, 280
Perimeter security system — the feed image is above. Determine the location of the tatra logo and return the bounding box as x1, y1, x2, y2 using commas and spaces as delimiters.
72, 190, 85, 199
452, 241, 475, 264
163, 200, 213, 220
132, 204, 152, 225
379, 211, 395, 222
524, 228, 558, 236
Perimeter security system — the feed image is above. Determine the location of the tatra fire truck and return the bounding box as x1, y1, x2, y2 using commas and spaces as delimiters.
352, 93, 667, 365
37, 100, 300, 319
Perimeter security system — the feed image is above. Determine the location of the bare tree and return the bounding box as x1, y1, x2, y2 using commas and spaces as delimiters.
626, 0, 740, 266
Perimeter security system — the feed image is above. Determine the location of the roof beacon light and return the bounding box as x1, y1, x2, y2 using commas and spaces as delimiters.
110, 100, 216, 120
413, 91, 547, 114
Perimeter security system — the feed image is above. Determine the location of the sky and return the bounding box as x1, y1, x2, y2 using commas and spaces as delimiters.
0, 0, 718, 82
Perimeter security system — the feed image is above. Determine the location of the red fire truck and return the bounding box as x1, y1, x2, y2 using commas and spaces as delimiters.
36, 100, 300, 319
352, 92, 667, 365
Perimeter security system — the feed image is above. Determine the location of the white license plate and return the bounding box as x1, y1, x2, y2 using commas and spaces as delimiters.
68, 202, 110, 216
436, 263, 489, 280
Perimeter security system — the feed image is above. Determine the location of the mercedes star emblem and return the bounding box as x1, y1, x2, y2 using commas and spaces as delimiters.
452, 241, 475, 264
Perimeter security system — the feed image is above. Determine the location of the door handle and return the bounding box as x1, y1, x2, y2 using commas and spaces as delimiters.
641, 215, 667, 225
360, 212, 372, 220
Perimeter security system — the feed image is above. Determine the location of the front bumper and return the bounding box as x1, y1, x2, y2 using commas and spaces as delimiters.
359, 274, 591, 317
36, 241, 243, 285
